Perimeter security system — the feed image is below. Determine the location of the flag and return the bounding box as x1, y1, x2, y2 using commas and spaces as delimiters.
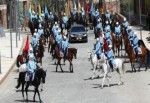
90, 3, 94, 14
27, 4, 31, 17
44, 5, 49, 17
38, 4, 41, 16
65, 2, 69, 17
78, 1, 81, 13
23, 35, 29, 55
102, 2, 104, 14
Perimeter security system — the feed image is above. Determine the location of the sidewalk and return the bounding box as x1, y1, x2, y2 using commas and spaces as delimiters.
0, 31, 24, 84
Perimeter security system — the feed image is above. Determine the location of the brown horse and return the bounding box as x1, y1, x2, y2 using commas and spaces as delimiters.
68, 47, 77, 59
114, 35, 122, 56
48, 35, 55, 56
36, 38, 45, 66
54, 47, 77, 73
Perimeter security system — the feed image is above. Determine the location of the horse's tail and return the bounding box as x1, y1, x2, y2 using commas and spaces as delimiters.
16, 55, 20, 68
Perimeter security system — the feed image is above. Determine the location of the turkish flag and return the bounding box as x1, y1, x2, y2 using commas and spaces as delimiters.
23, 35, 29, 56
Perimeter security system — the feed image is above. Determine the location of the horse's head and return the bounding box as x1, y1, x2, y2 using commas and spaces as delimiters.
40, 36, 45, 46
36, 68, 47, 84
88, 50, 95, 61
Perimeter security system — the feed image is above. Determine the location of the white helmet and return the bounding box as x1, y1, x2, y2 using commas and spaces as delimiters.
129, 26, 132, 29
124, 18, 126, 21
134, 32, 137, 35
34, 29, 37, 32
97, 19, 100, 22
50, 12, 52, 14
64, 13, 66, 15
58, 29, 61, 33
64, 36, 67, 40
29, 47, 33, 51
107, 10, 109, 13
39, 24, 42, 28
96, 38, 99, 42
116, 22, 119, 25
55, 22, 57, 25
34, 33, 36, 36
106, 21, 108, 24
108, 45, 112, 48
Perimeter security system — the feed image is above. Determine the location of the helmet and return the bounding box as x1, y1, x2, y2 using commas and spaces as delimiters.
63, 36, 67, 40
124, 18, 126, 21
58, 29, 61, 33
34, 29, 37, 32
63, 13, 66, 15
129, 26, 132, 29
33, 33, 36, 36
134, 32, 137, 35
97, 19, 100, 22
32, 11, 35, 14
55, 22, 57, 25
39, 24, 42, 28
116, 22, 119, 25
29, 47, 33, 51
108, 45, 112, 48
50, 12, 52, 15
96, 38, 99, 42
106, 21, 108, 24
107, 10, 109, 13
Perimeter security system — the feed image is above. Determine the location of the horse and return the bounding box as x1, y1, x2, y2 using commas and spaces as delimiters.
137, 40, 150, 71
54, 46, 77, 73
114, 35, 122, 56
48, 36, 56, 57
88, 50, 106, 79
15, 67, 47, 103
36, 39, 45, 66
101, 57, 125, 89
28, 19, 38, 36
68, 47, 77, 59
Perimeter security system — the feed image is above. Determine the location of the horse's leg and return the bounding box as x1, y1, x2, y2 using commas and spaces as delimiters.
21, 82, 25, 100
118, 47, 120, 57
36, 87, 42, 102
92, 65, 96, 79
101, 72, 107, 89
58, 60, 63, 72
25, 82, 30, 101
33, 87, 37, 102
106, 74, 110, 87
133, 63, 136, 72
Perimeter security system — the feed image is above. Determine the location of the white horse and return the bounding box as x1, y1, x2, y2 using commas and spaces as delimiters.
88, 50, 106, 79
88, 50, 125, 88
101, 58, 125, 89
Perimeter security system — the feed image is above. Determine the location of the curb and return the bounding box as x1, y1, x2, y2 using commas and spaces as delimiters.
0, 35, 25, 85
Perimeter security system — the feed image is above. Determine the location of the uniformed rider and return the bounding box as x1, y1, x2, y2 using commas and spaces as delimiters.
132, 33, 139, 58
55, 29, 62, 49
105, 10, 111, 21
94, 38, 102, 60
123, 18, 129, 30
38, 24, 44, 37
62, 13, 68, 29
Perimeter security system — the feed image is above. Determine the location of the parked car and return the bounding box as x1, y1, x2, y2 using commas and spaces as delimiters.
67, 25, 88, 43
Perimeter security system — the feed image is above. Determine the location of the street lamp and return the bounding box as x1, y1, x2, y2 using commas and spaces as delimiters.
9, 0, 13, 58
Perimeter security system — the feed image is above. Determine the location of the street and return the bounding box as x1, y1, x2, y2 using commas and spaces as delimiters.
0, 30, 150, 103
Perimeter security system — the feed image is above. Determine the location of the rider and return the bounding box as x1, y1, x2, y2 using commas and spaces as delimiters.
106, 45, 115, 71
81, 7, 85, 20
95, 18, 102, 31
94, 10, 100, 21
62, 13, 68, 29
132, 33, 139, 58
61, 36, 69, 63
105, 27, 112, 45
53, 25, 59, 39
72, 8, 78, 21
30, 33, 39, 56
127, 26, 134, 44
115, 22, 121, 36
38, 24, 44, 37
49, 12, 54, 21
94, 38, 102, 60
26, 55, 37, 82
31, 11, 37, 21
122, 18, 129, 30
28, 47, 36, 61
105, 10, 111, 21
104, 21, 110, 32
52, 22, 58, 32
55, 29, 62, 50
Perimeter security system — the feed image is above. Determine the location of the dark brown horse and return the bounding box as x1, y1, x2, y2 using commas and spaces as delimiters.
36, 37, 45, 66
114, 35, 122, 56
54, 47, 77, 73
48, 35, 55, 56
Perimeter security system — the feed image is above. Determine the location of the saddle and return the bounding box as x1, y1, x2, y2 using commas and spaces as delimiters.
134, 47, 142, 55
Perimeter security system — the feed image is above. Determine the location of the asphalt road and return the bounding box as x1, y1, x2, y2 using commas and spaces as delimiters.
0, 30, 150, 103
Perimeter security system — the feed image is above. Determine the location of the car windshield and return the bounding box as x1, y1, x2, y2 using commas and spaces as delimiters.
71, 26, 85, 32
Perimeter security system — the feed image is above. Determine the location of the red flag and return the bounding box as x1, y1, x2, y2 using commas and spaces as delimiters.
84, 0, 90, 12
23, 35, 29, 55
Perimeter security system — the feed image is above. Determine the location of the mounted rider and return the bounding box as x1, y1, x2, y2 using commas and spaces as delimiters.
30, 33, 39, 57
81, 7, 86, 21
105, 10, 111, 22
105, 27, 112, 45
61, 36, 69, 63
37, 24, 44, 38
26, 55, 37, 82
55, 29, 62, 50
53, 25, 59, 39
62, 13, 68, 29
52, 22, 58, 33
94, 10, 100, 21
104, 21, 110, 32
106, 45, 115, 71
132, 33, 139, 58
31, 11, 37, 22
127, 26, 134, 44
49, 12, 54, 22
94, 38, 102, 60
122, 18, 129, 30
95, 18, 102, 30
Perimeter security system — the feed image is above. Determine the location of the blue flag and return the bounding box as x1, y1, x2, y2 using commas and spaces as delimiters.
44, 5, 49, 17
